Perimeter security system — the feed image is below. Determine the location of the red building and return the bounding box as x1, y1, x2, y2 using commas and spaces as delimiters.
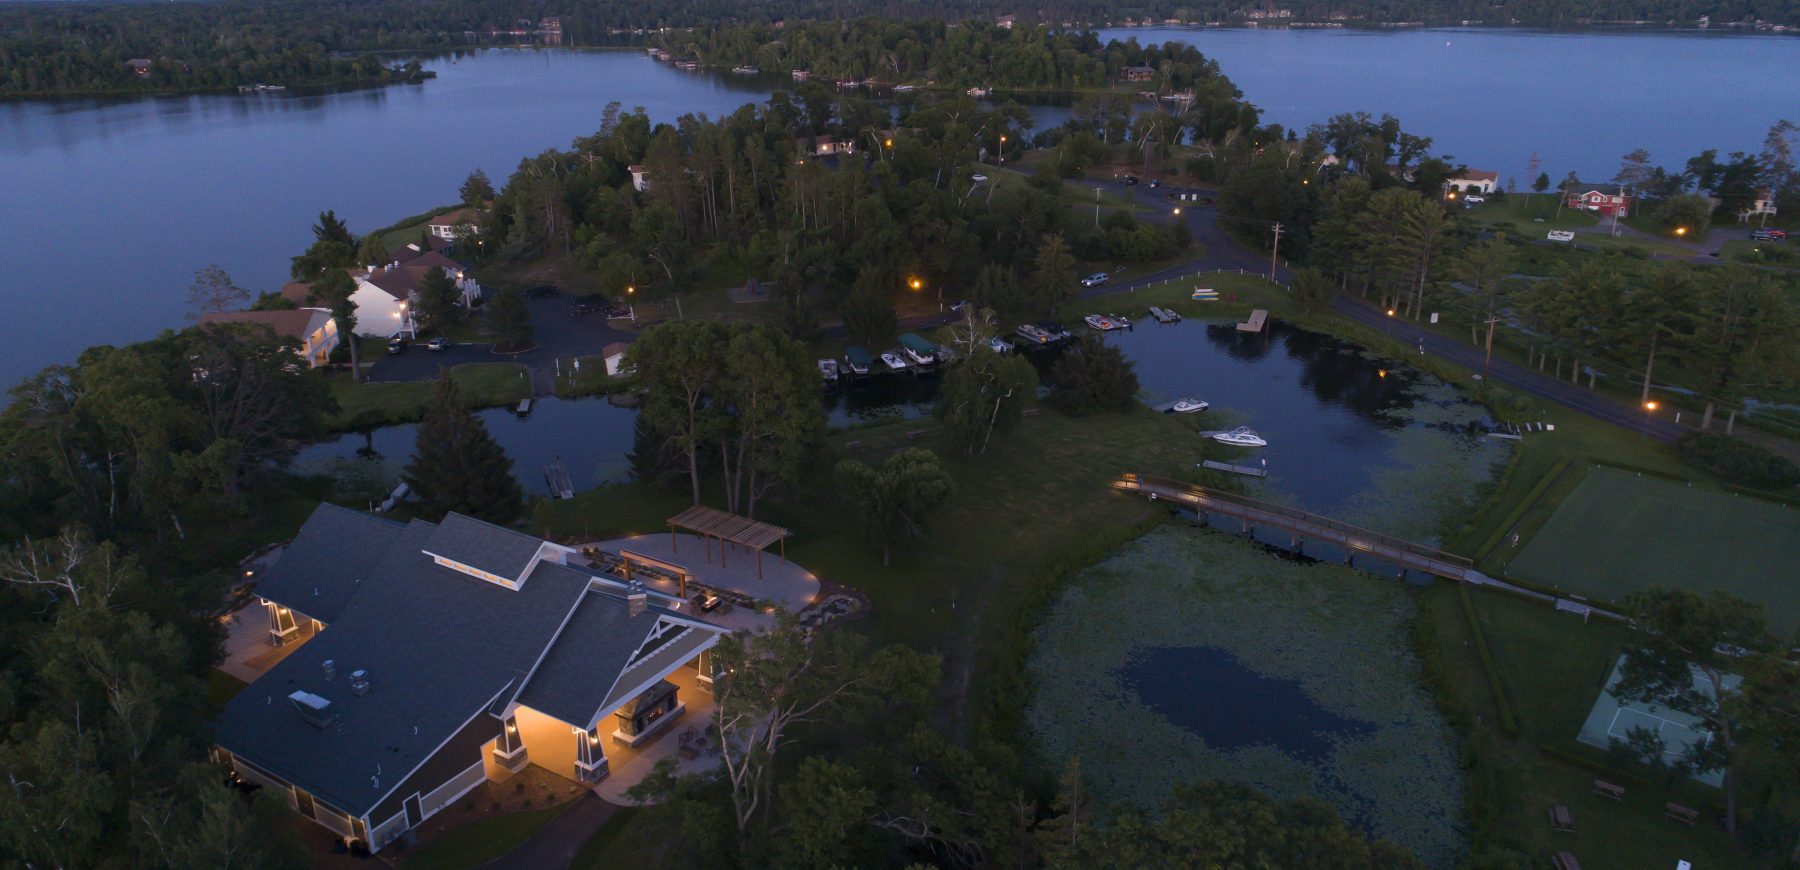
1566, 184, 1631, 217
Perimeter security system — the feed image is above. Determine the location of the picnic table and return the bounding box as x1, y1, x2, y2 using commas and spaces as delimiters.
1665, 802, 1699, 825
1592, 779, 1625, 801
1551, 851, 1582, 870
1548, 804, 1575, 832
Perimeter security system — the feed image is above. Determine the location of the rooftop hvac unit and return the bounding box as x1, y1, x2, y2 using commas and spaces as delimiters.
288, 690, 335, 728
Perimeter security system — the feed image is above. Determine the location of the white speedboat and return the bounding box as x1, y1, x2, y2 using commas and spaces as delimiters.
880, 352, 908, 371
1084, 314, 1119, 331
988, 336, 1013, 354
1211, 427, 1266, 447
818, 359, 839, 381
1172, 397, 1209, 414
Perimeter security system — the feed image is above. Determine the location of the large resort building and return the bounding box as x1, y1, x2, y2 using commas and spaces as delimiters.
213, 505, 727, 854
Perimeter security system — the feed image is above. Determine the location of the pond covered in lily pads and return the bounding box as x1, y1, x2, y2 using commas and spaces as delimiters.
1027, 527, 1466, 866
1122, 645, 1376, 760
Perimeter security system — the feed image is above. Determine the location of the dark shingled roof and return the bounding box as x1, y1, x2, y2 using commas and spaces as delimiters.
255, 503, 406, 623
216, 504, 724, 820
512, 586, 662, 728
421, 513, 545, 582
216, 513, 587, 817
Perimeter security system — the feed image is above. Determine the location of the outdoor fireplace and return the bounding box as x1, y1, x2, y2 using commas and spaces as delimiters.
613, 680, 682, 744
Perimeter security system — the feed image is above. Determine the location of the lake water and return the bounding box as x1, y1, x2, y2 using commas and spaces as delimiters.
1, 49, 773, 388
9, 31, 1796, 387
1101, 26, 1800, 184
1122, 645, 1374, 759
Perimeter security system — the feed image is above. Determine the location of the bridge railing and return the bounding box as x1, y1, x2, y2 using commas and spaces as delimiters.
1118, 473, 1473, 569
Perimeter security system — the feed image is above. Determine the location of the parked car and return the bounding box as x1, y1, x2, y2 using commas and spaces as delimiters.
427, 337, 450, 351
1081, 272, 1110, 287
1751, 229, 1787, 241
1148, 179, 1161, 188
1464, 194, 1485, 204
1546, 230, 1576, 242
970, 173, 988, 183
1122, 175, 1139, 186
386, 338, 407, 354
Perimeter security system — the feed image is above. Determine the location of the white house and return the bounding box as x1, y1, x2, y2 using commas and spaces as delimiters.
426, 208, 480, 240
603, 342, 631, 377
629, 165, 651, 191
199, 308, 340, 368
1744, 188, 1779, 224
1445, 169, 1499, 195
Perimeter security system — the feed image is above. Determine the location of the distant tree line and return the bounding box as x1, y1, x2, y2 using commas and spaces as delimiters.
10, 0, 1795, 98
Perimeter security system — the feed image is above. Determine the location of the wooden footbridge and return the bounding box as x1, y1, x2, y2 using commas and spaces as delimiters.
1112, 474, 1625, 618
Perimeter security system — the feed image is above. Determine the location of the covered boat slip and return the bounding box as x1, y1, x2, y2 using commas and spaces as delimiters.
667, 505, 792, 578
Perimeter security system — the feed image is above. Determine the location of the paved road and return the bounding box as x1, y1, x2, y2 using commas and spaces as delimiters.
483, 794, 616, 870
367, 296, 635, 395
1329, 295, 1685, 442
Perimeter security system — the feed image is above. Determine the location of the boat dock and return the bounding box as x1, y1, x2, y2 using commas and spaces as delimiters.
1236, 309, 1269, 333
543, 461, 575, 499
516, 398, 533, 414
1201, 459, 1268, 477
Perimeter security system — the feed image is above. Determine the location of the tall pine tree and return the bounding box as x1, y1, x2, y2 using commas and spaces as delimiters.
403, 372, 522, 523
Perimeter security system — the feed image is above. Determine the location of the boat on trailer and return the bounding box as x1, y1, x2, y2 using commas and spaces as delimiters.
1211, 427, 1267, 447
1171, 397, 1209, 413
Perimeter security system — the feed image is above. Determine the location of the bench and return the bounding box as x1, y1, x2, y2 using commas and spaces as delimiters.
1547, 804, 1575, 832
1665, 803, 1699, 825
1550, 851, 1582, 870
1022, 407, 1040, 418
905, 429, 929, 441
1592, 779, 1625, 801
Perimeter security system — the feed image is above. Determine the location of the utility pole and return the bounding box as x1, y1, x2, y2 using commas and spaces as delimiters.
1094, 187, 1101, 228
1483, 316, 1500, 376
1269, 222, 1283, 280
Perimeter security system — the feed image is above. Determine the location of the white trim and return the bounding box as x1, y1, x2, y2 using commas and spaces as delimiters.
421, 760, 486, 817
499, 588, 601, 713
360, 681, 514, 818
585, 632, 720, 731
423, 552, 521, 590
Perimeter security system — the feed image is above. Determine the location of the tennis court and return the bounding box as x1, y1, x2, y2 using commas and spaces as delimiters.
1507, 464, 1800, 634
1577, 655, 1737, 787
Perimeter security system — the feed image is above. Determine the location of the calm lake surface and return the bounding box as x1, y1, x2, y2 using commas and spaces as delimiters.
1122, 645, 1375, 759
302, 317, 1508, 533
8, 31, 1797, 386
1100, 26, 1800, 183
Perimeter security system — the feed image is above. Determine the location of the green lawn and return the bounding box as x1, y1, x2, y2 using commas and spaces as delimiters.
399, 802, 568, 870
1718, 238, 1800, 267
1507, 464, 1800, 632
1422, 585, 1757, 868
1467, 193, 1601, 234
328, 362, 531, 429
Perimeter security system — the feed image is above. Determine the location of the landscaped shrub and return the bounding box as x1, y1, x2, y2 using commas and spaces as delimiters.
1458, 586, 1520, 738
1676, 432, 1800, 488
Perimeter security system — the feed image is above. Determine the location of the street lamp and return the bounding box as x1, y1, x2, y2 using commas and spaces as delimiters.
1674, 226, 1689, 237
626, 284, 636, 321
1641, 400, 1658, 438
909, 277, 922, 291
1172, 207, 1181, 217
998, 134, 1007, 168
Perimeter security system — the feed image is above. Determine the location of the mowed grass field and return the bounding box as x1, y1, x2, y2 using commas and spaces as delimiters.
1508, 464, 1800, 633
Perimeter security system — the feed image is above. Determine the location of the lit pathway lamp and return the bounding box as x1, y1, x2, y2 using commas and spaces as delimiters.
1642, 399, 1658, 438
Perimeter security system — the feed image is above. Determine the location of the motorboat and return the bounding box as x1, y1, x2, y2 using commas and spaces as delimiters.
1084, 314, 1119, 331
818, 359, 839, 382
1037, 321, 1071, 342
880, 351, 908, 371
1172, 397, 1210, 414
1015, 324, 1050, 344
1211, 427, 1266, 447
732, 66, 760, 75
988, 336, 1014, 354
899, 333, 938, 366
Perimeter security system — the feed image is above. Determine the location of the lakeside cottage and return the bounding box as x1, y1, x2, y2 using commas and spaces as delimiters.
1445, 169, 1499, 195
282, 249, 482, 339
213, 506, 726, 855
1566, 183, 1632, 217
198, 308, 339, 368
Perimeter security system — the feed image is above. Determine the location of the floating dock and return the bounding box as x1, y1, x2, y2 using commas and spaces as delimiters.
516, 398, 533, 414
1201, 459, 1269, 477
1150, 306, 1181, 323
543, 461, 575, 499
1236, 309, 1269, 333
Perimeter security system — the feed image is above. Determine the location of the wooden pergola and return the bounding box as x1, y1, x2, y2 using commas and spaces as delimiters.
667, 506, 791, 579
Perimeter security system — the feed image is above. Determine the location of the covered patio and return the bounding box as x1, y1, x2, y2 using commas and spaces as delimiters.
581, 533, 818, 616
